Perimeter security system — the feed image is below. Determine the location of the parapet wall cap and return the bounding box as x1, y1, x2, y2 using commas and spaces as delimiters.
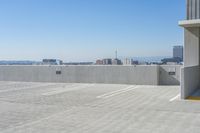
179, 19, 200, 27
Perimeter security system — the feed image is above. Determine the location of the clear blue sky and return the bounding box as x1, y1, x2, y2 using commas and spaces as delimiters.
0, 0, 185, 62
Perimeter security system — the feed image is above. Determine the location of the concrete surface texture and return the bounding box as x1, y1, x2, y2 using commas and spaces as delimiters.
0, 65, 181, 85
0, 81, 199, 133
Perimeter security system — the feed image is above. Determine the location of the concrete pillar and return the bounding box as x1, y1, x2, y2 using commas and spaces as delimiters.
184, 27, 200, 67
179, 0, 200, 99
179, 26, 200, 99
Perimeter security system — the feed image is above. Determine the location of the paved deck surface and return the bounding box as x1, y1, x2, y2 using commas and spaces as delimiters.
0, 81, 199, 133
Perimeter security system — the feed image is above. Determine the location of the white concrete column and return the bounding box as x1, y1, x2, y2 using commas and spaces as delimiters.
184, 27, 200, 67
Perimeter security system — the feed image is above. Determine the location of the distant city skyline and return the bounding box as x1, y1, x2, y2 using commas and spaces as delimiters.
0, 0, 184, 62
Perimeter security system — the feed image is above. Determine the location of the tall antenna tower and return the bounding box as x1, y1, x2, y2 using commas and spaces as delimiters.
115, 50, 118, 59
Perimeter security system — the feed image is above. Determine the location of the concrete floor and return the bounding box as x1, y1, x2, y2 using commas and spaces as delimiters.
0, 81, 199, 133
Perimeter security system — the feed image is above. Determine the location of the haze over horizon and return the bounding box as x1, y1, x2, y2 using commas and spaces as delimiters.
0, 0, 184, 62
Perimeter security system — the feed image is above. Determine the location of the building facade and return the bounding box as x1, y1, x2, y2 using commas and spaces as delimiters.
179, 0, 200, 99
102, 59, 112, 65
122, 58, 133, 65
187, 0, 200, 20
173, 46, 183, 61
95, 60, 103, 65
112, 59, 122, 65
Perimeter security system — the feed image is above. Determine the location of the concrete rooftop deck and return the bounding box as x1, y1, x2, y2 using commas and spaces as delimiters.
0, 82, 199, 133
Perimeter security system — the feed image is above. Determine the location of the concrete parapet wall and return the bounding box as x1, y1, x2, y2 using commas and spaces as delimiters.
181, 65, 200, 99
0, 65, 181, 85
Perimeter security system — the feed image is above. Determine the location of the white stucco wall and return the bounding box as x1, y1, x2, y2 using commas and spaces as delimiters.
0, 65, 181, 85
0, 65, 160, 85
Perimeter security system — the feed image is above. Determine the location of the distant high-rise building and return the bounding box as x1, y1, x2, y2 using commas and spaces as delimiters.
95, 60, 103, 65
122, 58, 133, 65
173, 46, 183, 61
112, 59, 122, 65
132, 60, 139, 65
102, 59, 112, 65
122, 58, 139, 65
